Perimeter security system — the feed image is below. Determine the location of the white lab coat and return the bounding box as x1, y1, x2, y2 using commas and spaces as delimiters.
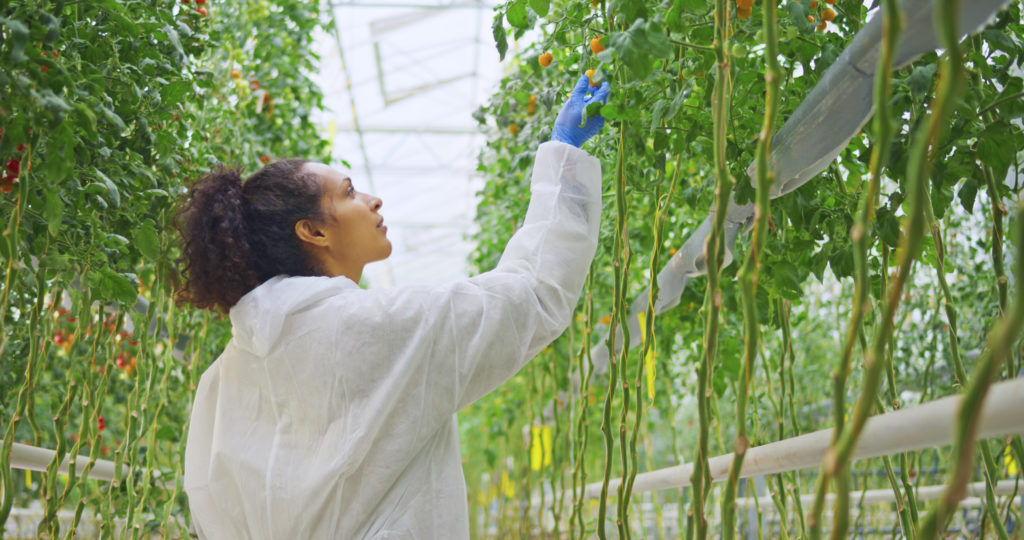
183, 141, 602, 539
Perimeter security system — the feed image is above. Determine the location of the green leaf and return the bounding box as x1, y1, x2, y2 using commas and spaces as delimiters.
2, 18, 30, 63
645, 21, 672, 59
770, 260, 805, 300
875, 207, 901, 248
74, 102, 98, 133
828, 245, 854, 280
36, 90, 72, 115
609, 19, 659, 79
161, 24, 185, 60
155, 425, 178, 442
981, 29, 1018, 56
529, 0, 549, 18
492, 13, 508, 61
100, 106, 128, 133
786, 2, 813, 33
134, 221, 161, 261
39, 253, 70, 269
506, 1, 531, 30
600, 104, 623, 120
958, 175, 978, 213
44, 191, 64, 236
86, 268, 137, 305
649, 99, 668, 131
907, 64, 937, 98
161, 80, 192, 104
94, 169, 121, 208
977, 122, 1014, 180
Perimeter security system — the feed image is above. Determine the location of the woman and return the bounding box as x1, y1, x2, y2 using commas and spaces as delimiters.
176, 74, 610, 539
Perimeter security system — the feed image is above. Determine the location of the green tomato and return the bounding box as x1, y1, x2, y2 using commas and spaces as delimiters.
786, 26, 799, 40
730, 43, 747, 58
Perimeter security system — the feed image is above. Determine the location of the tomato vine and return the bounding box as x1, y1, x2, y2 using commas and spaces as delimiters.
468, 0, 1024, 537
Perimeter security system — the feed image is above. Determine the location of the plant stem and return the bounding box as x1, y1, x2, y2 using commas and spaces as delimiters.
691, 0, 732, 536
807, 0, 900, 535
721, 0, 780, 535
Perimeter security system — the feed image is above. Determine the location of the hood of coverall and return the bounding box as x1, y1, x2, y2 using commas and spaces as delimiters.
228, 275, 357, 356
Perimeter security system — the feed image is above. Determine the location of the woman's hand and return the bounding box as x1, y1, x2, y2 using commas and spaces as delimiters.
551, 74, 611, 148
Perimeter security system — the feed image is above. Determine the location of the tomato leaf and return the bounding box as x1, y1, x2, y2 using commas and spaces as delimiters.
506, 0, 531, 30
1, 18, 29, 63
134, 221, 161, 261
44, 191, 64, 236
958, 175, 978, 213
100, 106, 128, 134
529, 0, 549, 18
86, 268, 138, 305
908, 63, 937, 98
94, 168, 121, 209
608, 19, 671, 79
492, 13, 508, 61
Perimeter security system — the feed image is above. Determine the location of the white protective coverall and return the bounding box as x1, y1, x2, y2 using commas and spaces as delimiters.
183, 141, 602, 539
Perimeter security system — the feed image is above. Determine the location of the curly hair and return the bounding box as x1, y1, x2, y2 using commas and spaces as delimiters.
174, 159, 325, 313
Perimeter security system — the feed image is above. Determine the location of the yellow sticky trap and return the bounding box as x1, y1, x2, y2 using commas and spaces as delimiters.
638, 312, 656, 402
500, 469, 515, 498
1005, 447, 1019, 476
25, 470, 31, 490
327, 120, 337, 155
530, 425, 553, 471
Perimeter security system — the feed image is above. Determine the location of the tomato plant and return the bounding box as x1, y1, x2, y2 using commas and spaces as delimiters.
0, 0, 330, 535
467, 0, 1024, 537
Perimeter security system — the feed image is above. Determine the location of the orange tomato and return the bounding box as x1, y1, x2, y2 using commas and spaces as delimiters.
538, 52, 553, 67
585, 68, 598, 86
589, 37, 605, 54
822, 7, 836, 21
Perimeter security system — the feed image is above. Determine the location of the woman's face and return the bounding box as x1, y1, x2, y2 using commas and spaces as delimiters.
300, 162, 392, 279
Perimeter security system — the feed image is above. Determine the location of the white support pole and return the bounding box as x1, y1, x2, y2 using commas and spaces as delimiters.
584, 376, 1024, 498
735, 479, 1023, 509
10, 443, 127, 483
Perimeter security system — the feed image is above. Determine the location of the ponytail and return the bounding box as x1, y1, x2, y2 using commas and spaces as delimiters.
175, 159, 325, 313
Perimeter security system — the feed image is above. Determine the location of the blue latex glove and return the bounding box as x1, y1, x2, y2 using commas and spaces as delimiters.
551, 74, 611, 148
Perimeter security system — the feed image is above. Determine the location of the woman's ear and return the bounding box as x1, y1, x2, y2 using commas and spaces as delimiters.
295, 219, 330, 247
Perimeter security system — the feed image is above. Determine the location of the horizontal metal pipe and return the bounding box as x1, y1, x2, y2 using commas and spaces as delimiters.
736, 479, 1022, 509
584, 376, 1024, 498
10, 443, 126, 483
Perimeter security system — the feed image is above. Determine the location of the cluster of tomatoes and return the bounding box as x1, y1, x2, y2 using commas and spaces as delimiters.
510, 37, 607, 137
182, 0, 209, 17
736, 0, 755, 19
229, 70, 275, 164
806, 0, 837, 31
536, 37, 605, 83
0, 129, 25, 194
50, 307, 141, 376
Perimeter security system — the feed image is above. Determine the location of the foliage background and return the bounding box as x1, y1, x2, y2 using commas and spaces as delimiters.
462, 0, 1024, 537
0, 0, 329, 535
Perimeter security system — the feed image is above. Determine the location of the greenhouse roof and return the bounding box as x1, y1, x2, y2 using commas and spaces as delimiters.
313, 1, 507, 288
